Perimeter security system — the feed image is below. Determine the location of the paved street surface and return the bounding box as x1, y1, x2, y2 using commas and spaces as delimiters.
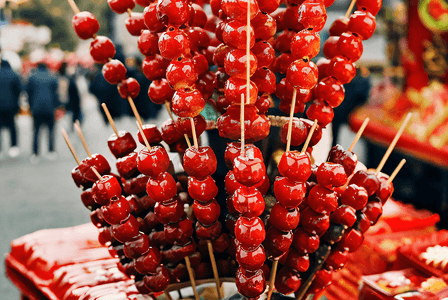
0, 82, 365, 299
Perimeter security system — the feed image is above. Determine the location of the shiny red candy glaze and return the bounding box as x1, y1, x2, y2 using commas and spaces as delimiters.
293, 227, 320, 254
326, 250, 348, 271
291, 30, 320, 60
158, 27, 190, 60
338, 228, 364, 252
323, 36, 340, 59
354, 211, 371, 233
315, 77, 345, 108
273, 176, 306, 209
137, 146, 170, 177
326, 55, 356, 84
213, 43, 232, 67
192, 53, 209, 76
275, 79, 311, 103
98, 226, 114, 246
283, 6, 305, 32
307, 99, 335, 127
211, 233, 230, 253
146, 172, 177, 202
160, 119, 182, 144
341, 184, 369, 210
166, 58, 197, 90
216, 95, 230, 113
221, 0, 259, 21
309, 269, 333, 293
235, 217, 265, 249
135, 246, 162, 274
349, 170, 380, 196
236, 267, 266, 299
81, 188, 96, 210
298, 1, 327, 31
171, 88, 205, 118
92, 175, 121, 205
154, 197, 184, 224
191, 4, 207, 27
210, 0, 221, 17
270, 203, 300, 231
338, 32, 363, 62
316, 162, 347, 187
176, 115, 207, 138
286, 59, 318, 89
263, 227, 293, 258
279, 98, 305, 114
102, 59, 126, 85
137, 29, 159, 56
357, 0, 382, 16
90, 209, 106, 228
165, 218, 194, 245
225, 171, 243, 196
183, 146, 217, 179
90, 36, 115, 64
328, 144, 358, 176
143, 3, 166, 33
196, 221, 222, 240
118, 77, 140, 99
300, 207, 330, 236
363, 199, 383, 225
222, 20, 255, 50
225, 142, 263, 169
329, 17, 348, 36
136, 124, 162, 146
126, 194, 145, 216
101, 196, 131, 225
124, 233, 150, 259
232, 186, 265, 218
185, 27, 210, 52
331, 205, 357, 227
272, 52, 294, 74
278, 151, 311, 183
111, 215, 140, 242
125, 13, 146, 36
142, 54, 170, 81
144, 265, 171, 292
255, 93, 272, 115
144, 211, 160, 230
193, 198, 221, 226
233, 155, 266, 187
286, 249, 310, 273
236, 245, 266, 271
251, 67, 276, 94
78, 153, 111, 181
316, 57, 331, 80
307, 184, 338, 214
251, 41, 275, 68
148, 78, 174, 105
257, 0, 280, 13
135, 0, 150, 7
188, 176, 218, 203
216, 108, 261, 141
107, 0, 134, 14
280, 117, 308, 147
72, 12, 99, 40
224, 49, 257, 78
275, 266, 302, 295
347, 11, 376, 40
156, 0, 190, 26
251, 11, 277, 41
225, 76, 258, 105
196, 71, 217, 100
376, 173, 393, 204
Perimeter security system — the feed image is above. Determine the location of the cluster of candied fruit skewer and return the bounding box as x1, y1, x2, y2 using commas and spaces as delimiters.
62, 0, 413, 299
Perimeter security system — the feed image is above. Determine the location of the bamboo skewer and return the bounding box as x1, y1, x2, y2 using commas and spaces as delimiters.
61, 129, 80, 165
301, 120, 318, 154
207, 240, 224, 299
286, 88, 298, 153
164, 101, 192, 148
101, 103, 119, 136
266, 260, 279, 300
348, 117, 370, 152
375, 113, 412, 175
344, 0, 356, 21
190, 118, 199, 150
136, 121, 152, 152
67, 0, 80, 14
127, 96, 143, 129
387, 159, 406, 184
74, 120, 92, 157
240, 94, 245, 157
184, 256, 200, 300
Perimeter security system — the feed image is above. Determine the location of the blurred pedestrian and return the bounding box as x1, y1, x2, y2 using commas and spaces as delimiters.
58, 62, 81, 128
0, 59, 22, 158
26, 62, 60, 163
89, 64, 123, 125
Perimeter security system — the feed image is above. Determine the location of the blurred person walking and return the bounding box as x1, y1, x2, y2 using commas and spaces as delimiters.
0, 59, 22, 158
58, 62, 81, 128
26, 63, 60, 163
